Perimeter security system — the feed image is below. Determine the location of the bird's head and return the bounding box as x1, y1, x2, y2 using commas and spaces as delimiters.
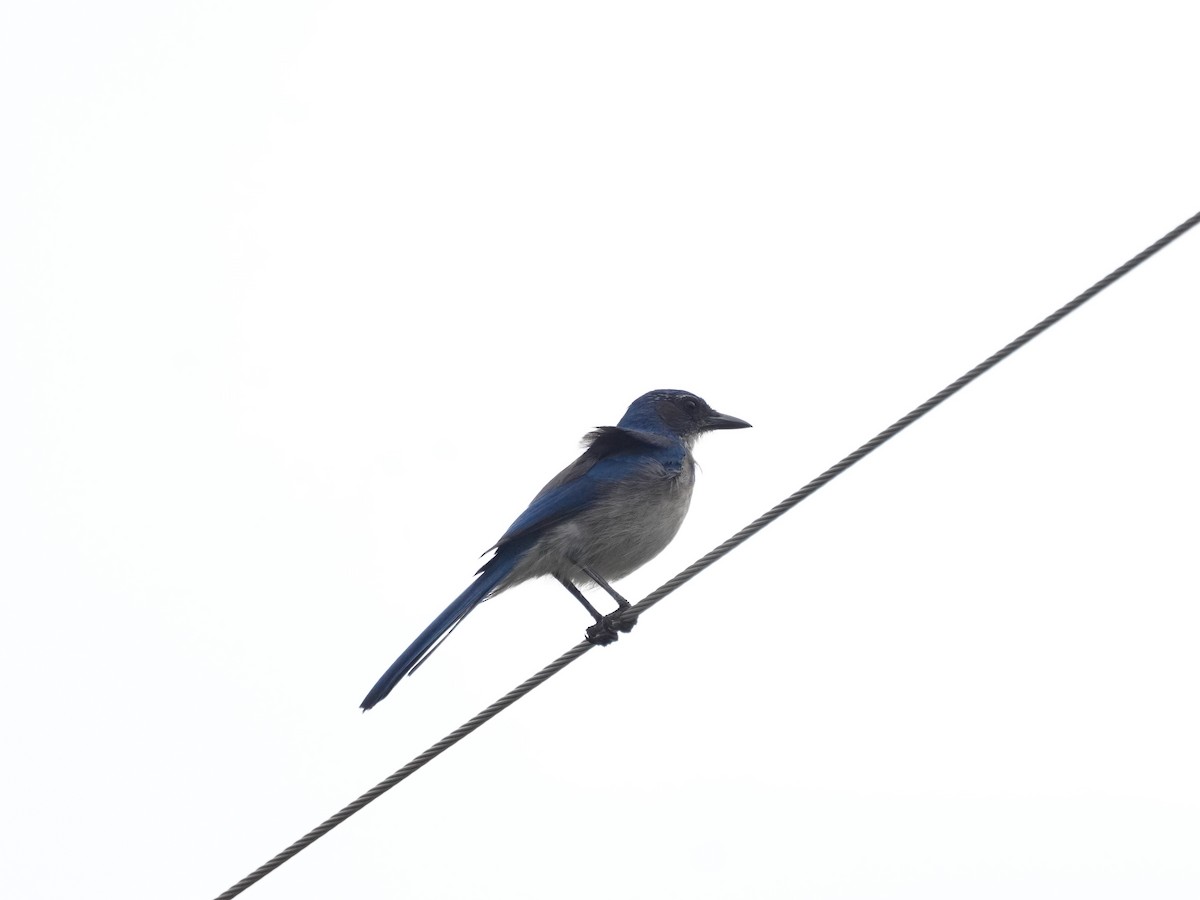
618, 389, 751, 441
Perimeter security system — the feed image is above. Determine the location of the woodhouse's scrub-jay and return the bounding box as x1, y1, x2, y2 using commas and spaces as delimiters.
360, 389, 750, 709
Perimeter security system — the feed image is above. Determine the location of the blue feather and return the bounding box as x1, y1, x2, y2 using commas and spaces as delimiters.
359, 548, 520, 710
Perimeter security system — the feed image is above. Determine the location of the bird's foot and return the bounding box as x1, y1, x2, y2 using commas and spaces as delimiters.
612, 606, 638, 634
585, 608, 639, 645
585, 618, 620, 645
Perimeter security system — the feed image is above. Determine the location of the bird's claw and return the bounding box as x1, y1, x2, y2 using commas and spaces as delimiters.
613, 607, 638, 633
586, 619, 620, 645
585, 608, 638, 645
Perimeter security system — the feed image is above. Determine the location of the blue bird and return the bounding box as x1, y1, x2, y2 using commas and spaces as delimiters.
360, 389, 750, 710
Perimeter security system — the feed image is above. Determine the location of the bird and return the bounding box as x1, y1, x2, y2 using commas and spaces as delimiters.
360, 389, 750, 710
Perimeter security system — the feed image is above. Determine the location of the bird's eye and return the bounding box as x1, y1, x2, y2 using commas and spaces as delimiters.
682, 396, 700, 413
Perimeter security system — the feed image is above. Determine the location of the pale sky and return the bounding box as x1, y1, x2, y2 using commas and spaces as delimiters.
3, 3, 1199, 899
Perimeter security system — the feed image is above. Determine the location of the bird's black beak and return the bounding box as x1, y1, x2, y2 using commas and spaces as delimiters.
704, 410, 752, 431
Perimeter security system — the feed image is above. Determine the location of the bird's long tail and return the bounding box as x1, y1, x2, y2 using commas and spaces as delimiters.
359, 555, 515, 710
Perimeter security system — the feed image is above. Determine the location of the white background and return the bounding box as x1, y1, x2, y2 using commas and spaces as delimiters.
3, 3, 1198, 898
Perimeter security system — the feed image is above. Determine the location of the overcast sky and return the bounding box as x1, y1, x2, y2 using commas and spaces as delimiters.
3, 3, 1199, 899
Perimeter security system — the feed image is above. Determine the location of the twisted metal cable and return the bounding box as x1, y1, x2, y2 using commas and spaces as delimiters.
213, 641, 594, 900
632, 208, 1200, 615
214, 208, 1200, 900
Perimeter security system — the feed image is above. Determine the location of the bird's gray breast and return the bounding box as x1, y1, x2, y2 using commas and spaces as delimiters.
516, 456, 696, 585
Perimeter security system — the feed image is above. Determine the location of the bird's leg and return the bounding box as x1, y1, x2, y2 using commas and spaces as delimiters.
575, 564, 631, 609
556, 575, 606, 621
552, 578, 609, 628
570, 560, 639, 640
556, 576, 622, 645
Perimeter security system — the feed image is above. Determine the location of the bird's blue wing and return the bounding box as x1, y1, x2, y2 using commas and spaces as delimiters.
487, 426, 682, 555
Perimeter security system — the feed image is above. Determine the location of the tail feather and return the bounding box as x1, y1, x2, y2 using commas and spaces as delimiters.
359, 557, 515, 710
